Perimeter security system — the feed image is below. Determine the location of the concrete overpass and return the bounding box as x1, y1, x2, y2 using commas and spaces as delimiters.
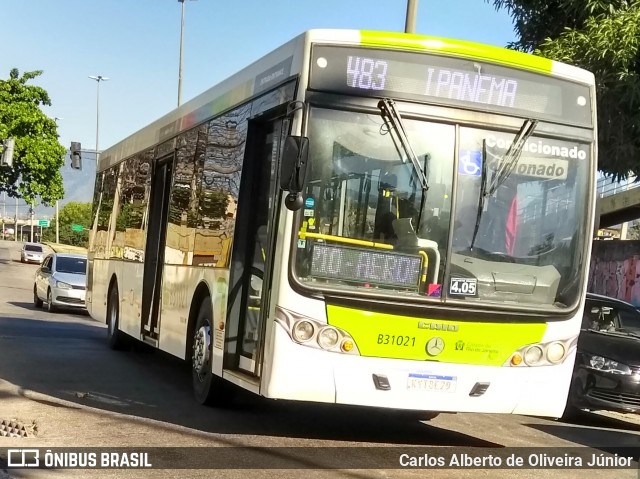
0, 218, 50, 242
597, 176, 640, 228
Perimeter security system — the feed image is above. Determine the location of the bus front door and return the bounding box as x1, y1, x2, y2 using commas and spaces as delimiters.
141, 153, 173, 341
226, 115, 286, 376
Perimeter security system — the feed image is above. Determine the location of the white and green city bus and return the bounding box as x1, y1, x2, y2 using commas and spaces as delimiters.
87, 29, 597, 418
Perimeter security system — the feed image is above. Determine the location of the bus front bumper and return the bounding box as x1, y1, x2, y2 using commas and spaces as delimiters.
263, 325, 575, 418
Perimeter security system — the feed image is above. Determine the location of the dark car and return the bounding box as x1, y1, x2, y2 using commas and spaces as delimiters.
566, 293, 640, 415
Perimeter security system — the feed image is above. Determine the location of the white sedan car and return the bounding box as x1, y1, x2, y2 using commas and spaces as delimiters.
21, 243, 45, 264
34, 253, 87, 312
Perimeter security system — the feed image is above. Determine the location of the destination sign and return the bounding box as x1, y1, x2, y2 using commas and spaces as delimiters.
310, 243, 422, 289
310, 45, 592, 127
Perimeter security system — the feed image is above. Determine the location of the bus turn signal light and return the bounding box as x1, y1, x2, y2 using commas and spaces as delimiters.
341, 340, 354, 352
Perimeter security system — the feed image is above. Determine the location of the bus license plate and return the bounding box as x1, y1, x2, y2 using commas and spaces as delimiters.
407, 373, 456, 392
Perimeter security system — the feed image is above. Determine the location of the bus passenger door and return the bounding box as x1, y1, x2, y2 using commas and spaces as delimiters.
141, 154, 173, 341
226, 115, 286, 376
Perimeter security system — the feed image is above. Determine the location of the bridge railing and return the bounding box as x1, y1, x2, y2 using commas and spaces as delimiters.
597, 174, 639, 198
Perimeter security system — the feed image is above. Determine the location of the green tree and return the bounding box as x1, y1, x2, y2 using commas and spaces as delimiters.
42, 201, 92, 247
0, 68, 66, 204
628, 221, 640, 240
490, 0, 640, 180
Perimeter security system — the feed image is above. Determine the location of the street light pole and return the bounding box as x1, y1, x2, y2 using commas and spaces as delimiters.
178, 0, 185, 107
88, 75, 109, 162
54, 117, 63, 244
30, 200, 34, 242
177, 0, 197, 107
405, 0, 418, 33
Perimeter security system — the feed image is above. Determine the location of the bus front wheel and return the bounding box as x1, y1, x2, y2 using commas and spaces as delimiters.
192, 297, 234, 406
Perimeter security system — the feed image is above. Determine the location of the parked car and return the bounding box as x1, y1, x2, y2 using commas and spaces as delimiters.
566, 293, 640, 416
33, 253, 87, 312
21, 243, 44, 264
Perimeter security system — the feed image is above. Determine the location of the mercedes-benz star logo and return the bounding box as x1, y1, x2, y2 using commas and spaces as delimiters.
426, 337, 445, 356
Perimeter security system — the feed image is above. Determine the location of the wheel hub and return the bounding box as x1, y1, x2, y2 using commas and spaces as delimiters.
192, 325, 211, 376
108, 304, 116, 334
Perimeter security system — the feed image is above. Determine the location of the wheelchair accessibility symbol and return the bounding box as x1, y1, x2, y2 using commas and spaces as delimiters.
459, 150, 482, 176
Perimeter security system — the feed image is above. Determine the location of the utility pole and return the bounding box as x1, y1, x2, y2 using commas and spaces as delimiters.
30, 201, 34, 243
54, 116, 62, 244
88, 75, 109, 162
56, 200, 59, 244
177, 0, 198, 107
405, 0, 418, 33
14, 198, 17, 242
178, 0, 185, 106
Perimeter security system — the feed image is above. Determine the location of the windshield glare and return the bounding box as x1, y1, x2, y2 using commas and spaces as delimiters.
293, 107, 590, 311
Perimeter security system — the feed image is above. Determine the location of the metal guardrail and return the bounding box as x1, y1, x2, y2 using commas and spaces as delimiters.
597, 175, 640, 198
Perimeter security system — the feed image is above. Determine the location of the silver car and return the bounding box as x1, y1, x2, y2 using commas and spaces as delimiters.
21, 243, 44, 264
34, 253, 87, 312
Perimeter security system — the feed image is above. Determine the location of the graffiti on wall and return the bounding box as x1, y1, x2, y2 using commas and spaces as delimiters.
588, 240, 640, 306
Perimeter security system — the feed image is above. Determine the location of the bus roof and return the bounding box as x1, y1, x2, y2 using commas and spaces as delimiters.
98, 29, 595, 172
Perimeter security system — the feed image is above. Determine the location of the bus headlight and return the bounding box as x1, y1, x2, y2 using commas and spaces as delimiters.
546, 342, 566, 364
275, 306, 360, 355
524, 345, 543, 365
293, 320, 315, 342
318, 328, 339, 350
506, 337, 576, 367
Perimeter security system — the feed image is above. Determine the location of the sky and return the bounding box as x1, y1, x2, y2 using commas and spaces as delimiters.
1, 0, 517, 157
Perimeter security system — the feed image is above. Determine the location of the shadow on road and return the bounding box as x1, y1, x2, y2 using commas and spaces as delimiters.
6, 301, 36, 311
0, 315, 500, 447
525, 418, 640, 464
560, 410, 640, 432
7, 301, 90, 317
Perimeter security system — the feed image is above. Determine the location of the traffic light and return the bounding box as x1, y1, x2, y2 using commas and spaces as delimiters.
1, 138, 15, 167
70, 141, 82, 169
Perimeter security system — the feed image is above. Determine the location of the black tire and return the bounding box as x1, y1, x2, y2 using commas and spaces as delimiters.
561, 379, 583, 421
107, 285, 127, 350
33, 286, 43, 308
46, 289, 57, 313
192, 297, 234, 406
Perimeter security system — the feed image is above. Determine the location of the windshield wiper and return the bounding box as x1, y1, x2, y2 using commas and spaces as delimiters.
487, 119, 538, 196
469, 119, 538, 250
378, 98, 429, 191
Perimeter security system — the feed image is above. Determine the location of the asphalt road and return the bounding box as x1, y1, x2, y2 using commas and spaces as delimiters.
0, 240, 638, 479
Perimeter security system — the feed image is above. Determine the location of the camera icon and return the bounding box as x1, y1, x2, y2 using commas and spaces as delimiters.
7, 449, 39, 468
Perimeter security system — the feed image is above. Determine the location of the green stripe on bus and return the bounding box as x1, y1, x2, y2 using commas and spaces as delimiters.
326, 304, 546, 366
359, 31, 553, 75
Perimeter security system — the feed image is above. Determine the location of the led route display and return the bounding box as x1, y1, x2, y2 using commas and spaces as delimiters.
310, 45, 592, 127
310, 243, 422, 288
346, 55, 518, 109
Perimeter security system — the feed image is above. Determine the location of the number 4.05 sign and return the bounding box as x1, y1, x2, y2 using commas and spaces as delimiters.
449, 278, 477, 296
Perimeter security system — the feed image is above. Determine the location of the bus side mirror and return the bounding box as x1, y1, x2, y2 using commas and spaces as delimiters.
280, 136, 309, 211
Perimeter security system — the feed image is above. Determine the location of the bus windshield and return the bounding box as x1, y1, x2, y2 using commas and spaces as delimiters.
293, 106, 590, 311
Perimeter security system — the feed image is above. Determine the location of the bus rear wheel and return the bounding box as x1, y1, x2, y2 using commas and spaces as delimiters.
192, 297, 234, 406
107, 285, 127, 350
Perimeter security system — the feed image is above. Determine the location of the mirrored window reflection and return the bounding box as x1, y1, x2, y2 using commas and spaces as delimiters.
194, 104, 251, 267
90, 166, 118, 259
118, 149, 153, 262
88, 172, 104, 255
165, 127, 206, 266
